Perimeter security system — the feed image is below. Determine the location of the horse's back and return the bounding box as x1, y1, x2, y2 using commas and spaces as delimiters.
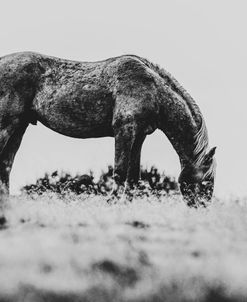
0, 52, 160, 137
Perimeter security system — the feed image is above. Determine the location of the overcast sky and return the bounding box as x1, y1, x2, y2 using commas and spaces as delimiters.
0, 0, 246, 196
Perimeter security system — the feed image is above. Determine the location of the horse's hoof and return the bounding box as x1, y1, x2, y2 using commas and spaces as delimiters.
0, 215, 7, 229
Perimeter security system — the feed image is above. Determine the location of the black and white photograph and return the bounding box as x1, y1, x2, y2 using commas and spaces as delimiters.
0, 0, 246, 301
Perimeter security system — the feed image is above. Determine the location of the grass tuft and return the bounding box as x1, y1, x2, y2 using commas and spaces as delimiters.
0, 193, 246, 301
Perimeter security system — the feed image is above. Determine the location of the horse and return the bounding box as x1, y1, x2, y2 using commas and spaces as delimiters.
0, 52, 216, 206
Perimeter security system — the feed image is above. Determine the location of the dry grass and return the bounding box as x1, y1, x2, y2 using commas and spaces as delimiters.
0, 192, 247, 301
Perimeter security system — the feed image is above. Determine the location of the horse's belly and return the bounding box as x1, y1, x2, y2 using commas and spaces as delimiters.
33, 85, 114, 138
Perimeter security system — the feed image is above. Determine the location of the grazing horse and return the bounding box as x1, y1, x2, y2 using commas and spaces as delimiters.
0, 52, 216, 206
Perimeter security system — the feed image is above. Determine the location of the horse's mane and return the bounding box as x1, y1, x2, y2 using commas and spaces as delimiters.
193, 117, 209, 165
137, 56, 215, 178
193, 118, 216, 179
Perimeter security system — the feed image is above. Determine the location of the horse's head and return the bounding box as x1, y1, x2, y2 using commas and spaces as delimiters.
178, 147, 216, 207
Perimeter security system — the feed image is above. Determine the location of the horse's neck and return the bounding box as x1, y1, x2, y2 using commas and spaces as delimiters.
158, 88, 206, 169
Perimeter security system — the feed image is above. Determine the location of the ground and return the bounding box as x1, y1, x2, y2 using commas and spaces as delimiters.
0, 193, 247, 302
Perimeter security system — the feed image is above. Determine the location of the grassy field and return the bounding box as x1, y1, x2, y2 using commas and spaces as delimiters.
0, 192, 247, 302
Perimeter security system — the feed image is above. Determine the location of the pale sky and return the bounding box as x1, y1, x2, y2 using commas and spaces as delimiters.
0, 0, 246, 197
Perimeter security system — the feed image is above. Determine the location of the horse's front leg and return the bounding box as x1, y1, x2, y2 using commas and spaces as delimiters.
111, 121, 145, 200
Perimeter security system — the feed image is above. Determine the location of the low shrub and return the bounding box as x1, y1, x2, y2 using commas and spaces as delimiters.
21, 166, 178, 196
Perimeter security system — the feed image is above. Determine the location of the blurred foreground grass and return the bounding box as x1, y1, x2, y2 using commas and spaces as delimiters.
0, 193, 247, 301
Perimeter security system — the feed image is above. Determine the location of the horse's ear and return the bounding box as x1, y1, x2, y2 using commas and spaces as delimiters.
204, 147, 217, 165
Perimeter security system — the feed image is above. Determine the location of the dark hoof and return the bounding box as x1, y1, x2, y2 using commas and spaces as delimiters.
0, 215, 7, 229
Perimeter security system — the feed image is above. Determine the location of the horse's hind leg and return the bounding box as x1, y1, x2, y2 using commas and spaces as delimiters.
0, 122, 28, 195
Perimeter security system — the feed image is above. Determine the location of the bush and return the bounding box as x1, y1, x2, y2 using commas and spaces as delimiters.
21, 166, 178, 196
